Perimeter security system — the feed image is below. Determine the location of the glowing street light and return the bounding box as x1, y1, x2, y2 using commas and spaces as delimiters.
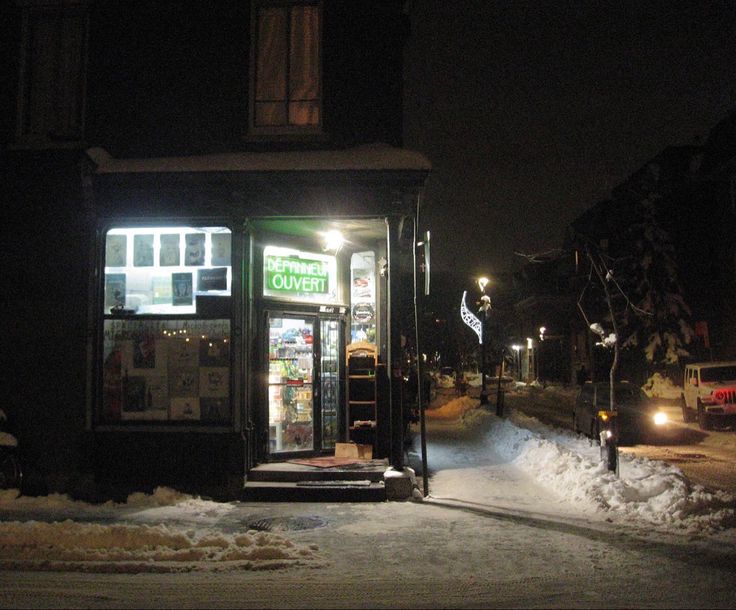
511, 344, 522, 381
478, 276, 489, 293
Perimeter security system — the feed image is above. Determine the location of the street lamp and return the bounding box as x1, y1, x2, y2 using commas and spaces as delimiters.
526, 337, 534, 382
511, 344, 522, 381
477, 277, 491, 406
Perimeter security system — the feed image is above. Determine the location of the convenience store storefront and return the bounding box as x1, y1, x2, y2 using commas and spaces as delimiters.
84, 146, 429, 498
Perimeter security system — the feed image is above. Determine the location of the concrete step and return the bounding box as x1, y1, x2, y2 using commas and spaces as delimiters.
247, 460, 388, 483
241, 479, 386, 502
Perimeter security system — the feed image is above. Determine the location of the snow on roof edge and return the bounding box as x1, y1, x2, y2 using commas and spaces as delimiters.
86, 144, 431, 175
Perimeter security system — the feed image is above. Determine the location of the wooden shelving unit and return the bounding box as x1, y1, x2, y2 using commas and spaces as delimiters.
346, 341, 377, 449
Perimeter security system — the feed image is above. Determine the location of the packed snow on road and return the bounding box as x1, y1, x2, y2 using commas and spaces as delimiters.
0, 395, 733, 578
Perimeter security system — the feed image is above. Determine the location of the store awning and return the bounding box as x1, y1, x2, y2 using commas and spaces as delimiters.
86, 144, 431, 175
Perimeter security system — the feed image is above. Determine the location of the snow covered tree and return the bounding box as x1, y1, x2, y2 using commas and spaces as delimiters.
618, 195, 694, 366
570, 158, 695, 380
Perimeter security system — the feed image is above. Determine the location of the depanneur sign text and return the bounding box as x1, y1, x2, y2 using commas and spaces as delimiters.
266, 255, 329, 294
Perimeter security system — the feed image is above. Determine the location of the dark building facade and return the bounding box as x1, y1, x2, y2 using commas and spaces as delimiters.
2, 0, 429, 499
513, 110, 736, 388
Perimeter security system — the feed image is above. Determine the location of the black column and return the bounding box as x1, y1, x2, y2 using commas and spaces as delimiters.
386, 216, 404, 470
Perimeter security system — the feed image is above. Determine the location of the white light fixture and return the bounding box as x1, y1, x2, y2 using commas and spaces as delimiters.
322, 230, 344, 252
526, 337, 533, 349
511, 344, 521, 352
478, 276, 489, 293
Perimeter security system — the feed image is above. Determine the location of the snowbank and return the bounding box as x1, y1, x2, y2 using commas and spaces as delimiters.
427, 395, 478, 421
483, 408, 735, 532
0, 487, 322, 572
0, 520, 320, 573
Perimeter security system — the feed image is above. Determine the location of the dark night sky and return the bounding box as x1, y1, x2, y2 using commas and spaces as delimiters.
403, 0, 736, 280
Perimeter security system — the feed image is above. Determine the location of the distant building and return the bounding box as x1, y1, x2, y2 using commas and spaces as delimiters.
514, 109, 736, 385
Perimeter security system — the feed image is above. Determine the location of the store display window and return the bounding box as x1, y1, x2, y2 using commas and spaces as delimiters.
100, 225, 233, 425
262, 245, 338, 304
101, 319, 231, 424
350, 251, 376, 343
103, 227, 232, 315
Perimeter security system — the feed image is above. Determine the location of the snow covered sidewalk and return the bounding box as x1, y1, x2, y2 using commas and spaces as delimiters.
424, 396, 736, 536
0, 396, 734, 576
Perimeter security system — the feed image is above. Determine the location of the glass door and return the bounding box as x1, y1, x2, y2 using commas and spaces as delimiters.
267, 316, 315, 454
320, 318, 341, 449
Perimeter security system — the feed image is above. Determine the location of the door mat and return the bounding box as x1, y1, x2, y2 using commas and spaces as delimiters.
296, 479, 372, 487
287, 456, 371, 468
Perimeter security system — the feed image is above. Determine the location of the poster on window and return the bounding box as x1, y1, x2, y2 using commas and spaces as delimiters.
170, 397, 201, 420
351, 269, 374, 302
200, 398, 229, 422
199, 338, 229, 367
121, 375, 169, 420
185, 233, 206, 266
105, 273, 126, 310
211, 233, 231, 266
168, 339, 199, 369
199, 367, 229, 398
132, 333, 156, 369
172, 273, 193, 306
105, 235, 127, 267
197, 267, 227, 292
169, 368, 199, 397
159, 234, 180, 266
152, 276, 172, 305
122, 375, 147, 412
133, 234, 154, 267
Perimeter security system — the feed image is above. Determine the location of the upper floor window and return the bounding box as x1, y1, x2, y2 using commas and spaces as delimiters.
250, 1, 322, 137
15, 0, 88, 148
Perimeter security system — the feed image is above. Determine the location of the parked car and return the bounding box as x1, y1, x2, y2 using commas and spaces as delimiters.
434, 367, 456, 389
463, 371, 482, 387
573, 381, 670, 444
682, 361, 736, 430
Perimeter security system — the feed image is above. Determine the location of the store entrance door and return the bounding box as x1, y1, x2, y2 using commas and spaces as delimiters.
265, 312, 344, 458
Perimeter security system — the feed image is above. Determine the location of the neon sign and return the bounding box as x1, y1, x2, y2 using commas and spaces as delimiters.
263, 246, 337, 302
266, 255, 329, 294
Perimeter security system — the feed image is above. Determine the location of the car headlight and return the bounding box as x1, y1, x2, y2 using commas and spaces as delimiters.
653, 412, 668, 426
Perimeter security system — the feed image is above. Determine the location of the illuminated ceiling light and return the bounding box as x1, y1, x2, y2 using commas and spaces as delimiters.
322, 230, 344, 252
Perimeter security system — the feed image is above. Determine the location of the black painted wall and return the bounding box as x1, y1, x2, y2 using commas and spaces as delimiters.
0, 0, 409, 497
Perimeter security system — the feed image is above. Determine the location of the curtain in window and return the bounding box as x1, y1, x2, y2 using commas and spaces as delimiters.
289, 6, 319, 126
23, 10, 85, 140
254, 3, 320, 128
255, 7, 288, 126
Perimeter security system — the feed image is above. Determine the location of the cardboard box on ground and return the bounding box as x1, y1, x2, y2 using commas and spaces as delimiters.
335, 442, 373, 460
